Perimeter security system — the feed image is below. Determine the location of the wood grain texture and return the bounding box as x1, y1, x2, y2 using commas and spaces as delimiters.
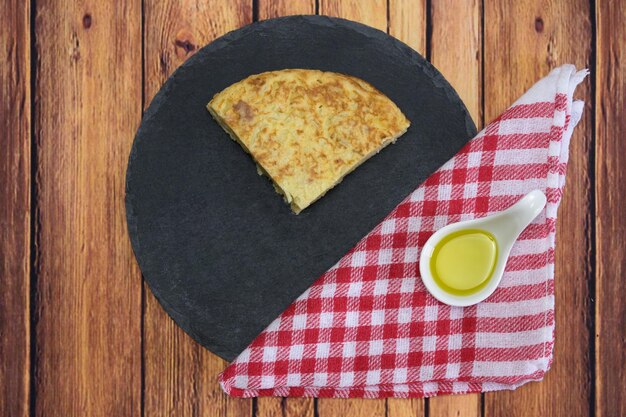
430, 395, 480, 417
483, 1, 593, 416
33, 0, 142, 416
429, 1, 482, 415
387, 398, 425, 417
389, 0, 426, 55
256, 398, 284, 417
143, 0, 251, 104
283, 398, 315, 417
318, 399, 386, 417
595, 0, 626, 415
255, 396, 315, 417
430, 0, 482, 123
0, 1, 30, 417
258, 0, 315, 19
319, 0, 387, 32
142, 1, 252, 416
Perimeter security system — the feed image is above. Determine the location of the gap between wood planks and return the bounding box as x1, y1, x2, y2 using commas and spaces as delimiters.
587, 1, 597, 416
29, 0, 38, 415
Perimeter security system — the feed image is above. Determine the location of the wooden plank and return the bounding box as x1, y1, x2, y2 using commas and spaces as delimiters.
387, 399, 426, 417
483, 1, 593, 416
389, 0, 427, 55
430, 0, 482, 123
595, 0, 626, 416
254, 1, 316, 416
319, 400, 387, 417
256, 398, 283, 417
142, 1, 252, 417
319, 0, 387, 32
283, 398, 315, 417
34, 1, 142, 416
428, 1, 482, 415
254, 397, 315, 417
387, 1, 427, 416
316, 1, 387, 415
0, 1, 30, 417
258, 0, 315, 19
143, 0, 251, 103
430, 395, 480, 417
255, 397, 314, 417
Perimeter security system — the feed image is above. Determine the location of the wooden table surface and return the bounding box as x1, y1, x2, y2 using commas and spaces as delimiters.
2, 0, 624, 416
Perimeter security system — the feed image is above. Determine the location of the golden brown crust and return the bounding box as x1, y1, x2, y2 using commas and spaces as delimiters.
207, 69, 410, 213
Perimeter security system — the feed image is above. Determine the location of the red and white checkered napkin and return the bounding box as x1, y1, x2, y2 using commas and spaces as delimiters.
220, 65, 587, 398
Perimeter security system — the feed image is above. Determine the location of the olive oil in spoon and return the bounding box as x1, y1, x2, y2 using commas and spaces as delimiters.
420, 190, 547, 306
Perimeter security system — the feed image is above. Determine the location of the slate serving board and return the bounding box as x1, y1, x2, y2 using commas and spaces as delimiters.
126, 15, 477, 361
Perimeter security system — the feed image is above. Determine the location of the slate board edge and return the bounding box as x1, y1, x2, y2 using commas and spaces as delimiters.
125, 15, 477, 362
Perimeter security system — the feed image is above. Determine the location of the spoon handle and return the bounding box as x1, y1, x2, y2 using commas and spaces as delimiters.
501, 189, 547, 238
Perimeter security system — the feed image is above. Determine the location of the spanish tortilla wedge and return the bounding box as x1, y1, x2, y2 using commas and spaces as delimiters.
208, 69, 410, 213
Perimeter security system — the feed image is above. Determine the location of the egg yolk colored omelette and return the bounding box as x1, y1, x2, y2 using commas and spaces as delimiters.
207, 69, 410, 213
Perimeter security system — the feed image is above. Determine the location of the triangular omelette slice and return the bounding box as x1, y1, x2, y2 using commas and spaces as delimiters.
207, 69, 410, 213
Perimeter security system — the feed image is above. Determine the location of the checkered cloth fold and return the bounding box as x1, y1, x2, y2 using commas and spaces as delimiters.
220, 65, 587, 398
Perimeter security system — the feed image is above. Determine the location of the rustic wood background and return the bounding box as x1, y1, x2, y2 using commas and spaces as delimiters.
1, 0, 624, 416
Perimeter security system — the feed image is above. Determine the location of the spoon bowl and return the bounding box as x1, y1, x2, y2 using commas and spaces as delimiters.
419, 190, 547, 306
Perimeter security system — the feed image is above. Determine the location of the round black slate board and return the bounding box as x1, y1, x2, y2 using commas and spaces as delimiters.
126, 15, 477, 361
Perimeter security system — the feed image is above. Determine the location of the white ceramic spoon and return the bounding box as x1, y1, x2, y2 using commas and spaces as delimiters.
419, 189, 547, 307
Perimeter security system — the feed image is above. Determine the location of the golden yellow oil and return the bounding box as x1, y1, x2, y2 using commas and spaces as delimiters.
430, 229, 498, 296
